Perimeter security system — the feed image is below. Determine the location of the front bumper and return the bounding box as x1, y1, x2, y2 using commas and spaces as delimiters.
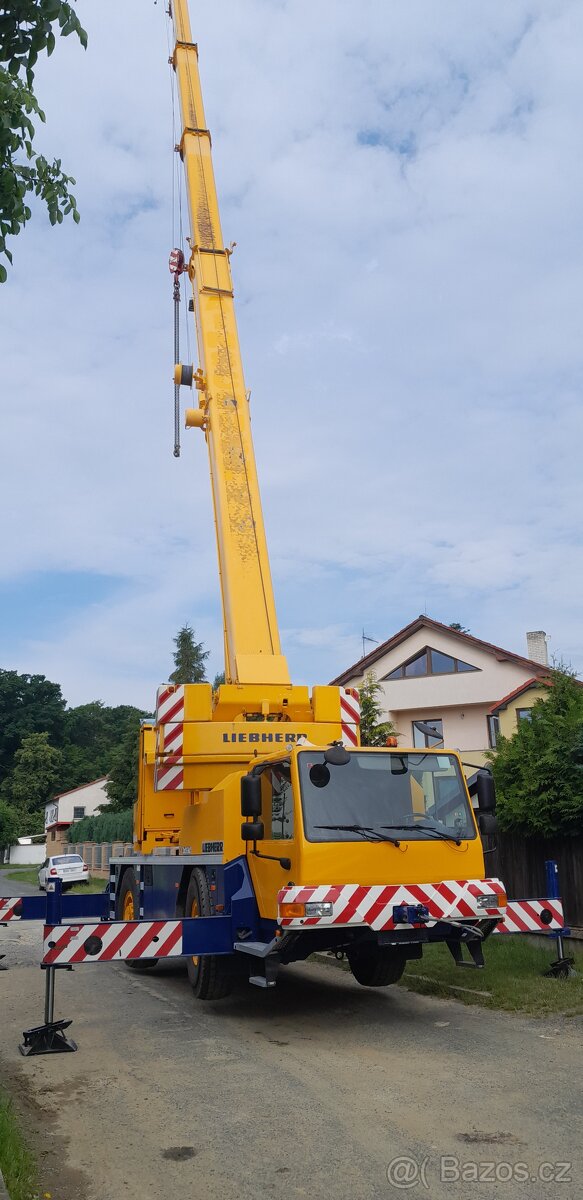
278, 878, 506, 932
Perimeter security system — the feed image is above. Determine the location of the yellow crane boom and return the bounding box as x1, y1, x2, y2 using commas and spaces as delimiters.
171, 1, 289, 687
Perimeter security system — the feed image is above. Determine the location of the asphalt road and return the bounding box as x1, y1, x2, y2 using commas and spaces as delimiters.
0, 870, 582, 1200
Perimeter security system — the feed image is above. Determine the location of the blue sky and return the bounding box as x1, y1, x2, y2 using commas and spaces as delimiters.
0, 0, 581, 707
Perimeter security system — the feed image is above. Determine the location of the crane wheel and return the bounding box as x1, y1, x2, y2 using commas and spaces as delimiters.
185, 868, 235, 1000
116, 869, 158, 971
347, 944, 406, 988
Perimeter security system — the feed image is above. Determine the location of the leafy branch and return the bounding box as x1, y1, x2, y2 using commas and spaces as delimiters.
0, 1, 87, 279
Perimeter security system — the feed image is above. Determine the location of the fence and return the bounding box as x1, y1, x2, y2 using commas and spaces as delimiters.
69, 843, 134, 879
483, 832, 583, 927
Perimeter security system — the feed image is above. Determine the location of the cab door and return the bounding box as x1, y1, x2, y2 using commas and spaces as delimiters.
247, 763, 298, 922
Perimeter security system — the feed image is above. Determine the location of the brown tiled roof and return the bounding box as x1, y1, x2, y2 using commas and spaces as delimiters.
489, 677, 552, 715
329, 615, 552, 685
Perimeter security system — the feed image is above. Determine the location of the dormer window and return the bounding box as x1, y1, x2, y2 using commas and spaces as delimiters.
383, 646, 479, 681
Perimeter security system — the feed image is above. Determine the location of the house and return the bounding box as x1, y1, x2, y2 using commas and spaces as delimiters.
331, 616, 551, 767
487, 678, 553, 748
44, 777, 108, 850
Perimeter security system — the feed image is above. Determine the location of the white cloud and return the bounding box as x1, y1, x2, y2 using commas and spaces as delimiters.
0, 0, 581, 706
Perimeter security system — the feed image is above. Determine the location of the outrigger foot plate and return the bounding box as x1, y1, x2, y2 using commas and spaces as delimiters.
19, 1019, 77, 1056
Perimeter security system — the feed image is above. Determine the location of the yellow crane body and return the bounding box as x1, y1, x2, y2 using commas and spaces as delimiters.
122, 0, 507, 998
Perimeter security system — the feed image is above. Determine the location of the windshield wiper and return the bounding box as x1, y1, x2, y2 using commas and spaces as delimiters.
381, 823, 463, 846
315, 824, 401, 846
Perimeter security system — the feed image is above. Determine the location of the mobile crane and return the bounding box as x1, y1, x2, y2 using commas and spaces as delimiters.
109, 0, 508, 998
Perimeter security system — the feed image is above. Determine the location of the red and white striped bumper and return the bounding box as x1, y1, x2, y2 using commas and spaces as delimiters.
278, 879, 507, 931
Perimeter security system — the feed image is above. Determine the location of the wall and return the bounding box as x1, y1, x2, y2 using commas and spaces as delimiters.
497, 684, 550, 740
3, 843, 46, 865
393, 706, 491, 766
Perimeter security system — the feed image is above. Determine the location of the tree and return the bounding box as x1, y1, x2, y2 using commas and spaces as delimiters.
104, 714, 143, 812
212, 671, 225, 690
449, 622, 469, 633
490, 669, 583, 837
0, 1, 87, 281
358, 673, 397, 747
0, 669, 66, 785
0, 730, 62, 834
169, 624, 209, 685
0, 798, 18, 848
59, 700, 146, 791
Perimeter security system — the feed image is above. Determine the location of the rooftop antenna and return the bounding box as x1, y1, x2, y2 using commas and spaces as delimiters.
362, 629, 378, 659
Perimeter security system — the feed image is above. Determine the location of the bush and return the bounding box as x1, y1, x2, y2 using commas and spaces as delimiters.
67, 809, 133, 844
491, 669, 583, 837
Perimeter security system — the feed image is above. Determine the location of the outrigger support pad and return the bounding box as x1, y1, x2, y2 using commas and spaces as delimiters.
19, 1018, 77, 1056
19, 959, 77, 1055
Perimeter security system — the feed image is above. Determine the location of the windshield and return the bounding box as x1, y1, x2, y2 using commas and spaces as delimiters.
52, 855, 83, 865
298, 750, 476, 842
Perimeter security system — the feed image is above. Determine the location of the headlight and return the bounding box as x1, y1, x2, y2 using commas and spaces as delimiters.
476, 892, 506, 909
304, 901, 334, 918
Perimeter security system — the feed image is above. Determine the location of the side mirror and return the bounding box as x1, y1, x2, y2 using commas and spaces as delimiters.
241, 774, 262, 818
476, 770, 496, 812
241, 820, 264, 842
324, 742, 350, 766
478, 811, 497, 835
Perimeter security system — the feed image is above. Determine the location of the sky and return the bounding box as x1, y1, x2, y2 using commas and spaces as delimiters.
1, 0, 582, 708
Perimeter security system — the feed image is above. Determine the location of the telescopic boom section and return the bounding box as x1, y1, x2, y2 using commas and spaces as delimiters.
171, 0, 290, 687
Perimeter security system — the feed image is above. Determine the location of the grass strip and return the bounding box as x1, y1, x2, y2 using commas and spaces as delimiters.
3, 868, 105, 894
398, 937, 583, 1016
0, 1090, 37, 1200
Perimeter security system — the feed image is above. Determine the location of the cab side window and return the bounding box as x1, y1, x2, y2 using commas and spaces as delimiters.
260, 765, 294, 840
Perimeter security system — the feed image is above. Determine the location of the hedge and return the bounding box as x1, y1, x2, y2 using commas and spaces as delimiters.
66, 810, 133, 844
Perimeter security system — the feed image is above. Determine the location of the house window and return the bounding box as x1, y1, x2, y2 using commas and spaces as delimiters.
412, 719, 443, 748
487, 715, 500, 749
73, 806, 85, 820
50, 831, 56, 841
384, 646, 479, 681
516, 708, 532, 723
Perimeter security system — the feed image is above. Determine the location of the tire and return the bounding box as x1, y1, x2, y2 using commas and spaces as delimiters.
185, 868, 235, 1000
116, 869, 158, 971
347, 944, 406, 988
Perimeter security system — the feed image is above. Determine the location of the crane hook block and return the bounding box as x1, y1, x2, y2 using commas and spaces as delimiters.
174, 363, 194, 388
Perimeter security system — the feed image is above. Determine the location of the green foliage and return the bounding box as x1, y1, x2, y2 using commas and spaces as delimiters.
0, 668, 146, 832
0, 668, 65, 785
490, 670, 583, 836
449, 622, 470, 633
358, 672, 397, 747
0, 730, 62, 833
0, 798, 18, 848
170, 623, 209, 685
67, 808, 133, 845
104, 713, 143, 812
0, 1, 87, 279
213, 670, 225, 690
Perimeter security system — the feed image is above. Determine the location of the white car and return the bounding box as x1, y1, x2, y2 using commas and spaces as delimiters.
38, 854, 89, 891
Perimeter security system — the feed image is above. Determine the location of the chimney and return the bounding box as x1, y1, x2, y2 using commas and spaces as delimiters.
526, 630, 548, 666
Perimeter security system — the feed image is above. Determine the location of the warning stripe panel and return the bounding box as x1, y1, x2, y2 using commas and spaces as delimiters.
42, 919, 184, 965
494, 899, 564, 934
0, 898, 21, 922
